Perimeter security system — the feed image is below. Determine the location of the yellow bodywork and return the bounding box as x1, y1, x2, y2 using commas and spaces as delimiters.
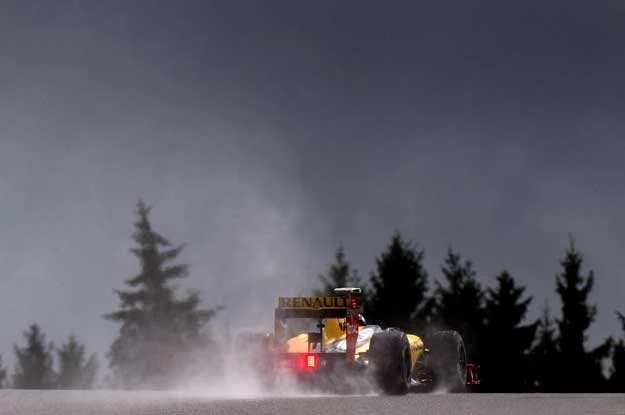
285, 318, 426, 369
405, 334, 425, 369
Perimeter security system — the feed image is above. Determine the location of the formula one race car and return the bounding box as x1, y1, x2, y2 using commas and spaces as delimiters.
241, 287, 479, 395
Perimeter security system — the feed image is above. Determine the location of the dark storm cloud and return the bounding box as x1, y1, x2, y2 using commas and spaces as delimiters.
0, 0, 624, 371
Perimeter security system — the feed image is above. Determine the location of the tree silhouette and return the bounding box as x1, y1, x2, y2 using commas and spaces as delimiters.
553, 238, 611, 391
104, 198, 222, 389
429, 247, 484, 361
13, 323, 56, 389
609, 311, 625, 392
364, 231, 429, 332
529, 303, 559, 391
481, 270, 538, 391
314, 244, 361, 296
56, 335, 98, 389
0, 355, 6, 388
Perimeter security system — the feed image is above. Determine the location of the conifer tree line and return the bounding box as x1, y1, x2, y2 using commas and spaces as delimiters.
315, 231, 625, 392
3, 324, 98, 389
0, 200, 623, 392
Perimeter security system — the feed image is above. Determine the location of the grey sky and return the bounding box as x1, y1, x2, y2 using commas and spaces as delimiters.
0, 0, 624, 370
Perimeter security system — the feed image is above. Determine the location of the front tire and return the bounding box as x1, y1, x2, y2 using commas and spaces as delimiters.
368, 328, 411, 395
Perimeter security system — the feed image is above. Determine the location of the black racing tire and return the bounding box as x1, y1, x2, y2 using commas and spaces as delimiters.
425, 330, 467, 392
368, 328, 411, 395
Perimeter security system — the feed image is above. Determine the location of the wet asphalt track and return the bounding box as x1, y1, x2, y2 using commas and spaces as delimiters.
2, 390, 625, 415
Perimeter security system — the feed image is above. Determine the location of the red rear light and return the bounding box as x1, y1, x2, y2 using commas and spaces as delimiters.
306, 354, 317, 369
279, 353, 321, 372
292, 353, 318, 371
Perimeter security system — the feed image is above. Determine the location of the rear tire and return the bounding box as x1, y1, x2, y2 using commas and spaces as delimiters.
425, 330, 467, 392
368, 328, 411, 395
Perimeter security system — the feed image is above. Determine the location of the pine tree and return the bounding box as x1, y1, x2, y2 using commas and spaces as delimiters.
56, 335, 99, 389
481, 270, 538, 391
13, 323, 56, 389
104, 198, 222, 389
609, 311, 625, 391
429, 246, 484, 361
554, 238, 611, 391
0, 355, 7, 388
314, 245, 361, 296
529, 303, 559, 391
364, 230, 429, 332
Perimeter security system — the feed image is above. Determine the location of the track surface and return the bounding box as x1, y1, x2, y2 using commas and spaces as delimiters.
2, 390, 625, 415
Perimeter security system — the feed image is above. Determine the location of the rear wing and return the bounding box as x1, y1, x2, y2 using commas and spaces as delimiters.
274, 287, 362, 318
275, 296, 350, 319
274, 287, 362, 359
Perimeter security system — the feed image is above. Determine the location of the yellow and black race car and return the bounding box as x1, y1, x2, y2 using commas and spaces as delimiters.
245, 287, 479, 395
